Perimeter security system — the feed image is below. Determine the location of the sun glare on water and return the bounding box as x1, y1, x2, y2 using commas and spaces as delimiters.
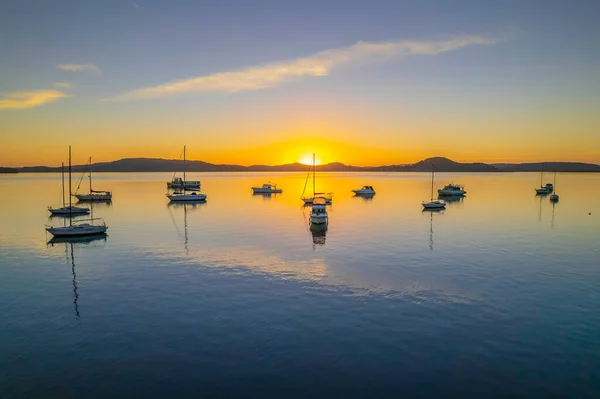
299, 155, 322, 166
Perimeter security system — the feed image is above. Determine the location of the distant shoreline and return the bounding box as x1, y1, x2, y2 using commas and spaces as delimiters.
4, 157, 600, 174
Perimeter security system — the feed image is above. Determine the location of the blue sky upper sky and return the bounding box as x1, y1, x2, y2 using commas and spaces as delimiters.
1, 0, 599, 166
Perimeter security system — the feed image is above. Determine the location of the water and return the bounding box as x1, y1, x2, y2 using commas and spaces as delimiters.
1, 172, 599, 398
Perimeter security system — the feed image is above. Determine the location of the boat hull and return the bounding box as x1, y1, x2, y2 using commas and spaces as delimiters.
75, 193, 112, 201
550, 194, 559, 201
46, 224, 107, 237
422, 201, 446, 209
310, 215, 328, 224
252, 188, 282, 194
167, 193, 207, 201
438, 189, 466, 196
352, 190, 375, 195
48, 206, 90, 215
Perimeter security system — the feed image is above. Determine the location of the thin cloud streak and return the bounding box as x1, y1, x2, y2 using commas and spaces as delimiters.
107, 34, 500, 102
0, 90, 69, 110
54, 82, 72, 89
57, 63, 101, 73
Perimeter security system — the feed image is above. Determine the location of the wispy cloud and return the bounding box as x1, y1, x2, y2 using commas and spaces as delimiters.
0, 90, 69, 110
107, 34, 501, 102
54, 82, 72, 89
57, 63, 101, 73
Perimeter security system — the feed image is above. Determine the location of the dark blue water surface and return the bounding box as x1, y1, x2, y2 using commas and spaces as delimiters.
1, 172, 599, 398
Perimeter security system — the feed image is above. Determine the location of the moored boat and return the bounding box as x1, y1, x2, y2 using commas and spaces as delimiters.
301, 154, 332, 205
74, 157, 112, 201
252, 183, 282, 194
309, 197, 328, 225
423, 165, 446, 210
437, 183, 466, 196
352, 186, 376, 195
48, 162, 90, 216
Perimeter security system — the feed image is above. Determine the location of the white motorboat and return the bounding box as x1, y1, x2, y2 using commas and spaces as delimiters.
301, 153, 332, 205
352, 186, 376, 195
549, 172, 559, 201
74, 157, 112, 201
437, 183, 466, 196
48, 162, 90, 216
46, 146, 108, 237
423, 165, 446, 210
166, 146, 201, 189
167, 192, 207, 201
252, 183, 282, 194
309, 197, 328, 225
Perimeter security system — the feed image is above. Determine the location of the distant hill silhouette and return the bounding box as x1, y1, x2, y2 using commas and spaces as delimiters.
0, 167, 18, 173
8, 157, 600, 173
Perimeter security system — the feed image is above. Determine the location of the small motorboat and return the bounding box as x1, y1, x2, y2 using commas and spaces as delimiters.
545, 183, 554, 192
167, 192, 207, 202
535, 187, 550, 195
310, 197, 328, 225
352, 186, 376, 195
438, 183, 466, 196
252, 183, 282, 194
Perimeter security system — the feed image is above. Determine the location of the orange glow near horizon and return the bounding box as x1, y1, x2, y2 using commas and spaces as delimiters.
299, 155, 322, 166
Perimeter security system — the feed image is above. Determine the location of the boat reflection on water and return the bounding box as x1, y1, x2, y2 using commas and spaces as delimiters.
76, 199, 112, 207
440, 195, 464, 205
422, 208, 444, 251
252, 192, 279, 200
310, 222, 328, 247
47, 233, 108, 319
168, 201, 205, 255
353, 194, 375, 202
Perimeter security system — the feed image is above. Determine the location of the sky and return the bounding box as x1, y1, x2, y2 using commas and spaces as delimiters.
1, 0, 599, 167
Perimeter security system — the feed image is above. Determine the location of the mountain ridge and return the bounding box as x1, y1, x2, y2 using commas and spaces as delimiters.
8, 157, 600, 173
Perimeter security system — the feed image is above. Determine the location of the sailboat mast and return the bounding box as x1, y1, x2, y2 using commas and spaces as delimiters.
61, 162, 65, 207
540, 163, 544, 187
431, 164, 435, 200
313, 153, 316, 196
183, 145, 186, 186
68, 146, 72, 225
88, 157, 92, 192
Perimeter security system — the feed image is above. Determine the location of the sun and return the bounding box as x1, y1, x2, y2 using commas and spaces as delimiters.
299, 155, 321, 166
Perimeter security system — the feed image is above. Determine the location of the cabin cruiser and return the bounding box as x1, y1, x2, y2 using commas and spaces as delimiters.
167, 177, 201, 189
437, 183, 466, 196
422, 200, 447, 210
352, 186, 376, 195
309, 197, 328, 225
252, 183, 282, 194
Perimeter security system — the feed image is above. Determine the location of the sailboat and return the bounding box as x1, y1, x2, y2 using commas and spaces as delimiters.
301, 153, 332, 205
550, 172, 559, 201
74, 157, 112, 201
167, 146, 207, 202
422, 164, 446, 209
48, 162, 90, 216
46, 146, 108, 237
166, 146, 201, 189
535, 163, 552, 194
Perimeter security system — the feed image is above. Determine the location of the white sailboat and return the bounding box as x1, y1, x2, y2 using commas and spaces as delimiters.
550, 172, 559, 201
167, 146, 207, 202
422, 165, 446, 210
535, 163, 551, 194
46, 146, 108, 237
74, 157, 112, 201
166, 146, 201, 189
301, 154, 332, 205
48, 161, 90, 216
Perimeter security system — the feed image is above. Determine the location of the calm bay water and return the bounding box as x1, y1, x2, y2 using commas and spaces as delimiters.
1, 172, 599, 398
